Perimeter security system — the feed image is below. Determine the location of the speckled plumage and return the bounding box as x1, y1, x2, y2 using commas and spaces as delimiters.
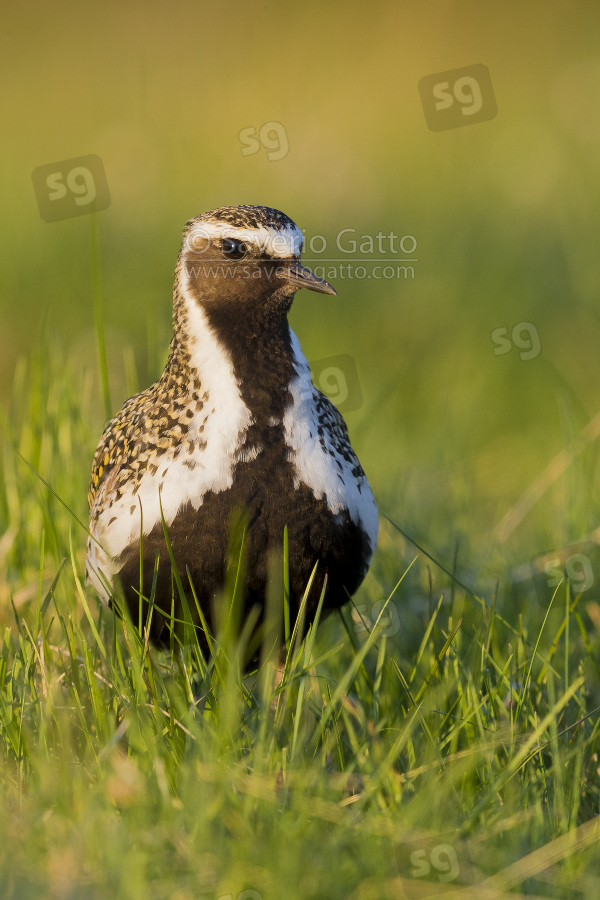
86, 205, 378, 648
198, 204, 296, 230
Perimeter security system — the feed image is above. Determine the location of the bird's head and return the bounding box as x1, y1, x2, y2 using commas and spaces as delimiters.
178, 205, 336, 317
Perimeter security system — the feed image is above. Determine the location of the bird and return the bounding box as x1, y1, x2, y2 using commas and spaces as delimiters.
86, 205, 378, 651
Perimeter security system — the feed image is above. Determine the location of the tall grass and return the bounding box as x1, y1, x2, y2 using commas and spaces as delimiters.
0, 346, 599, 899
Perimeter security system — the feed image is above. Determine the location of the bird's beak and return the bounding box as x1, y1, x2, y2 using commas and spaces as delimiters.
278, 261, 337, 295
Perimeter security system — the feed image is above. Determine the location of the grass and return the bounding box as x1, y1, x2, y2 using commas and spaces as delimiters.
1, 340, 600, 900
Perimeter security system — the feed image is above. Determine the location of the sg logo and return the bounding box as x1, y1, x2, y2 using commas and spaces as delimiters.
491, 321, 541, 361
531, 541, 600, 607
419, 64, 497, 132
396, 836, 473, 897
352, 599, 400, 637
308, 354, 363, 414
546, 554, 594, 592
239, 121, 290, 161
32, 154, 111, 222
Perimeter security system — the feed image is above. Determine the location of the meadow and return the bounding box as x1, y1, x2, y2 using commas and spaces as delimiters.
2, 2, 600, 896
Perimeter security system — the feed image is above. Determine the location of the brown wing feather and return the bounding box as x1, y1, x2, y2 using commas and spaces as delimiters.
87, 389, 153, 511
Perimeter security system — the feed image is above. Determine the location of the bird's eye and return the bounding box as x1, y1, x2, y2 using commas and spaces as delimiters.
222, 238, 247, 260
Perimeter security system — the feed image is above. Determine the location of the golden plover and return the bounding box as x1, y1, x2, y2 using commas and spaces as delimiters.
86, 205, 378, 646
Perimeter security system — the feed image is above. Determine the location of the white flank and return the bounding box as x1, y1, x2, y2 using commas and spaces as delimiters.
185, 220, 304, 259
283, 330, 379, 552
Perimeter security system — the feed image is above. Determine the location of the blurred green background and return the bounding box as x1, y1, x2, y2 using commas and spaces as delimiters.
2, 0, 600, 605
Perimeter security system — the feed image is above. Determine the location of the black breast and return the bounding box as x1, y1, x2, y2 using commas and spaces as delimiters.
115, 430, 371, 649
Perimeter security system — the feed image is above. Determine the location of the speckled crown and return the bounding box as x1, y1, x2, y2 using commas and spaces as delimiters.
189, 205, 298, 231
